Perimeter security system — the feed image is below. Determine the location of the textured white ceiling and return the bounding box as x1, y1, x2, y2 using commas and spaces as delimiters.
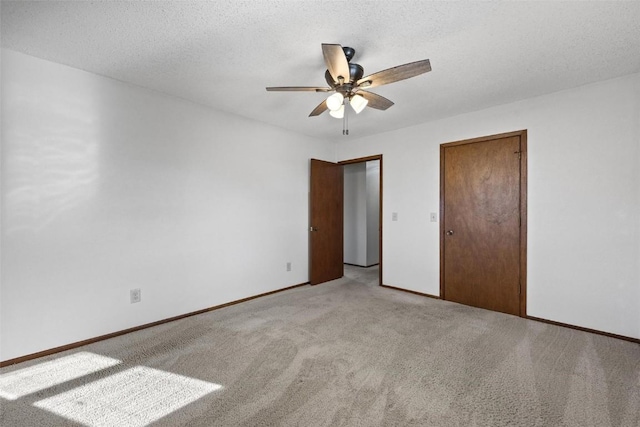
2, 1, 640, 141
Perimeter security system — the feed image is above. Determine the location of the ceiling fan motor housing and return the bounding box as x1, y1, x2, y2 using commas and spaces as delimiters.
324, 63, 364, 87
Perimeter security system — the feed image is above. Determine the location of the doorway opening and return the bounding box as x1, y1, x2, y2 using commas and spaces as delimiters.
339, 155, 383, 286
308, 155, 382, 286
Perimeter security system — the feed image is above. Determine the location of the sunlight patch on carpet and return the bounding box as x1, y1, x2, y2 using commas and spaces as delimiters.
0, 352, 121, 400
33, 366, 222, 427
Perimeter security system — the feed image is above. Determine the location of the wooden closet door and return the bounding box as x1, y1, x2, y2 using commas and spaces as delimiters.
442, 134, 524, 315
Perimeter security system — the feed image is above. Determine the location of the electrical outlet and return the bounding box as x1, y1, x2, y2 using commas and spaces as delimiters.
430, 212, 437, 222
286, 262, 292, 272
130, 288, 141, 304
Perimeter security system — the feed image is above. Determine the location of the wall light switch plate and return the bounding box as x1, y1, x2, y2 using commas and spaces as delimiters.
430, 212, 437, 222
392, 212, 398, 221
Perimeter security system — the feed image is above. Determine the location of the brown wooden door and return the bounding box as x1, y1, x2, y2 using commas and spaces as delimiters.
309, 159, 344, 285
441, 133, 525, 316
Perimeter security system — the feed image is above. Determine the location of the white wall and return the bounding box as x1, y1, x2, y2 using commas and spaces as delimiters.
338, 73, 640, 339
0, 50, 335, 361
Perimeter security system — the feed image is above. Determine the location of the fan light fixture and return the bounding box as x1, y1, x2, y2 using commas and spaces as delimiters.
329, 104, 345, 119
350, 94, 368, 114
326, 93, 344, 111
326, 93, 368, 119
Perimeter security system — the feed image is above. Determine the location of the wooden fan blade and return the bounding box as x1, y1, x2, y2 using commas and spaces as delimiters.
322, 44, 350, 85
266, 86, 332, 92
357, 59, 431, 89
309, 100, 328, 117
358, 91, 394, 110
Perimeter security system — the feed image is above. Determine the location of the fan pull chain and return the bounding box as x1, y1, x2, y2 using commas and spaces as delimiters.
343, 99, 349, 136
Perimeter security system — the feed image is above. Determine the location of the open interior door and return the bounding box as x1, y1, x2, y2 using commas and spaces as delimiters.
309, 159, 343, 285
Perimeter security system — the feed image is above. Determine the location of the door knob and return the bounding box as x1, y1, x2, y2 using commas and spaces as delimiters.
446, 230, 454, 236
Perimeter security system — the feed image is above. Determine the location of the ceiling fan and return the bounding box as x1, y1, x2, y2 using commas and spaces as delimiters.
266, 43, 431, 134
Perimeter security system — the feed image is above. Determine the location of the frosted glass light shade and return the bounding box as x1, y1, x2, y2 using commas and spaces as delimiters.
326, 93, 344, 111
350, 94, 368, 114
329, 105, 344, 119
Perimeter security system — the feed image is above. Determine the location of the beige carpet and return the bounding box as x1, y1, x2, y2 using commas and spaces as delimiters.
1, 270, 639, 426
344, 264, 380, 286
